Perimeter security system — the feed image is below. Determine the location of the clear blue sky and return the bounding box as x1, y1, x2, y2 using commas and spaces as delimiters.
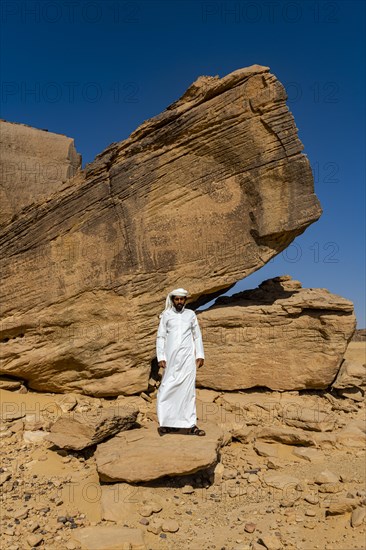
1, 0, 365, 327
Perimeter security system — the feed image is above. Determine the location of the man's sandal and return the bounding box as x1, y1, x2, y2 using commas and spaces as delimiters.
188, 425, 206, 436
158, 427, 179, 436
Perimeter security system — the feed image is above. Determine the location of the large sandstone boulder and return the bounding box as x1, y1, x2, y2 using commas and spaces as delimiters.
95, 423, 224, 482
197, 276, 356, 391
0, 65, 321, 396
0, 120, 81, 226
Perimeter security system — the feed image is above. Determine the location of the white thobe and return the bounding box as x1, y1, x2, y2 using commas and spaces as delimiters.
156, 307, 204, 428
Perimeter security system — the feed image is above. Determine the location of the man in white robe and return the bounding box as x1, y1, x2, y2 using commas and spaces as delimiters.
156, 288, 205, 436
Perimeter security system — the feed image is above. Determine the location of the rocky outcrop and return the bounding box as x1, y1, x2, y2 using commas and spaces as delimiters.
197, 276, 356, 391
0, 66, 321, 396
0, 120, 81, 226
95, 423, 224, 482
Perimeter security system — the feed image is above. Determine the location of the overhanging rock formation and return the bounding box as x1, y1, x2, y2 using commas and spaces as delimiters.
0, 65, 322, 396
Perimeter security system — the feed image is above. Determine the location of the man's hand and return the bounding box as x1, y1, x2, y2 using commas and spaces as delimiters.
158, 360, 166, 369
196, 358, 204, 368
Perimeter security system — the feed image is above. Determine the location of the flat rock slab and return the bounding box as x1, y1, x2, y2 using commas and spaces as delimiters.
292, 447, 324, 463
263, 473, 301, 490
0, 376, 23, 391
95, 422, 224, 482
71, 526, 146, 550
47, 405, 139, 450
256, 426, 316, 447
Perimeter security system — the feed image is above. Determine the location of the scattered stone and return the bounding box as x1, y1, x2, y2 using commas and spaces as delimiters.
230, 426, 254, 443
0, 472, 11, 485
23, 430, 50, 444
244, 522, 256, 533
11, 506, 29, 519
332, 360, 366, 390
26, 534, 43, 547
147, 518, 163, 535
9, 419, 24, 433
162, 519, 179, 533
254, 441, 279, 458
318, 483, 343, 494
139, 502, 162, 517
314, 470, 340, 484
182, 485, 195, 494
23, 414, 48, 431
266, 459, 282, 470
59, 394, 78, 412
263, 473, 301, 490
140, 392, 152, 403
292, 448, 324, 463
0, 406, 25, 422
248, 473, 259, 483
351, 507, 366, 527
258, 533, 282, 549
336, 420, 366, 448
0, 376, 23, 391
338, 388, 364, 402
304, 521, 317, 529
214, 463, 225, 485
326, 498, 359, 516
222, 467, 237, 480
304, 493, 319, 505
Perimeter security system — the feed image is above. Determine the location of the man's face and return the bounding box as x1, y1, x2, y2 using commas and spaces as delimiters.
172, 295, 187, 311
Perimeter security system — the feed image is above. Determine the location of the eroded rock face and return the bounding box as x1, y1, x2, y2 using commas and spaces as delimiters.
197, 276, 356, 391
0, 66, 321, 396
0, 120, 81, 226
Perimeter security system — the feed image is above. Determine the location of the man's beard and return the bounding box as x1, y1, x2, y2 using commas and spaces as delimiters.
174, 303, 184, 311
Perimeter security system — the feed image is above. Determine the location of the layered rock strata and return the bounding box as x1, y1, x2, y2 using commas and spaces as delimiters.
0, 66, 321, 395
197, 276, 356, 391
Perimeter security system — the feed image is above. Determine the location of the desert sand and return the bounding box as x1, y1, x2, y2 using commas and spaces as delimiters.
0, 342, 365, 550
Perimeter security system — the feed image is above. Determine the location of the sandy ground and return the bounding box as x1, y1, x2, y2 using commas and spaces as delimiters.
0, 342, 365, 550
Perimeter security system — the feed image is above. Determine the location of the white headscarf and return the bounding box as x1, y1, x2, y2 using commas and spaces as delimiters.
160, 288, 189, 317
